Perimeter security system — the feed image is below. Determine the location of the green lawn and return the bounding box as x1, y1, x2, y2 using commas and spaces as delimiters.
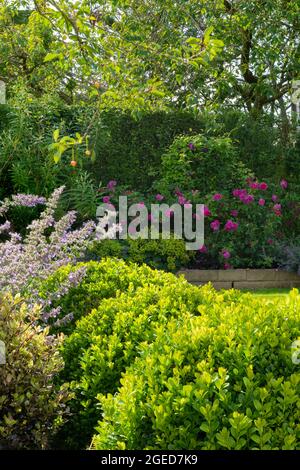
242, 288, 291, 299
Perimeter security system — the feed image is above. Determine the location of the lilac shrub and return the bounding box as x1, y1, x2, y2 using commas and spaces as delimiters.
0, 187, 120, 324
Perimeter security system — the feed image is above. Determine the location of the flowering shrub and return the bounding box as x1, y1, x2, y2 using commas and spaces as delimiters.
0, 187, 95, 296
198, 183, 282, 268
92, 289, 300, 450
0, 187, 122, 324
0, 293, 70, 449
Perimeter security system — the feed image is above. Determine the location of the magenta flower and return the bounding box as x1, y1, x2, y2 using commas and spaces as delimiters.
188, 143, 196, 151
243, 194, 254, 204
204, 205, 211, 217
233, 189, 242, 198
222, 250, 231, 259
174, 188, 183, 197
224, 220, 239, 231
233, 189, 248, 200
280, 179, 288, 190
258, 198, 265, 206
267, 239, 274, 245
272, 195, 278, 202
249, 182, 259, 189
178, 195, 187, 205
213, 193, 223, 201
107, 180, 117, 190
199, 245, 208, 253
210, 219, 220, 231
273, 203, 282, 216
103, 196, 111, 203
230, 210, 238, 217
259, 182, 268, 190
224, 263, 231, 270
155, 194, 164, 201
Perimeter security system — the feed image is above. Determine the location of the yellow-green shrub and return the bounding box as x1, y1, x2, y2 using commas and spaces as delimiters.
39, 258, 181, 333
92, 290, 300, 450
56, 282, 226, 448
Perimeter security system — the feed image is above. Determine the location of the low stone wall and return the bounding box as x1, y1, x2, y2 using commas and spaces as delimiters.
177, 268, 300, 290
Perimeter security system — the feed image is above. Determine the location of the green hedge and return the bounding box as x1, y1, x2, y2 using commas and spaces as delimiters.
38, 259, 182, 334
91, 110, 206, 190
92, 290, 300, 450
55, 277, 215, 449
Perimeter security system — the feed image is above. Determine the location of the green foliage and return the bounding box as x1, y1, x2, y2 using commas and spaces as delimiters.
87, 239, 123, 260
56, 280, 218, 449
38, 259, 180, 333
0, 293, 70, 449
126, 237, 192, 272
87, 237, 193, 272
92, 289, 300, 450
155, 134, 252, 198
92, 110, 206, 190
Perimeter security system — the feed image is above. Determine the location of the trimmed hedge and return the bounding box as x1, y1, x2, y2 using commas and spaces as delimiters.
38, 258, 180, 333
92, 290, 300, 450
56, 279, 218, 448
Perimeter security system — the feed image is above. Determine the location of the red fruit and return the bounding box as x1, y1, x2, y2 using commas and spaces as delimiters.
70, 160, 77, 167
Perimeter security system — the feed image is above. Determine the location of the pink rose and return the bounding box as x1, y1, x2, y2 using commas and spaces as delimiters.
259, 182, 268, 190
107, 180, 117, 190
258, 198, 265, 206
155, 194, 164, 201
272, 195, 278, 202
199, 245, 208, 253
103, 196, 111, 203
273, 203, 282, 216
280, 179, 288, 190
210, 219, 220, 231
224, 263, 231, 270
222, 250, 231, 259
213, 193, 223, 201
224, 220, 239, 232
204, 205, 211, 217
178, 195, 186, 205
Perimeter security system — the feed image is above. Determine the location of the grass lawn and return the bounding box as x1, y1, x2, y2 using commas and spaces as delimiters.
242, 288, 292, 299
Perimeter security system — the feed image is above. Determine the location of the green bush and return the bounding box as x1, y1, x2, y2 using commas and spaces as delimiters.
126, 237, 193, 272
155, 134, 252, 198
56, 280, 221, 448
87, 238, 192, 272
92, 290, 300, 450
38, 258, 182, 333
0, 293, 70, 449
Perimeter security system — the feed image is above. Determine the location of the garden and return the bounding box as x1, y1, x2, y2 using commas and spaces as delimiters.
0, 0, 300, 453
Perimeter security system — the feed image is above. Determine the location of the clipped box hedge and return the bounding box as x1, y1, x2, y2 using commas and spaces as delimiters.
91, 290, 300, 450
